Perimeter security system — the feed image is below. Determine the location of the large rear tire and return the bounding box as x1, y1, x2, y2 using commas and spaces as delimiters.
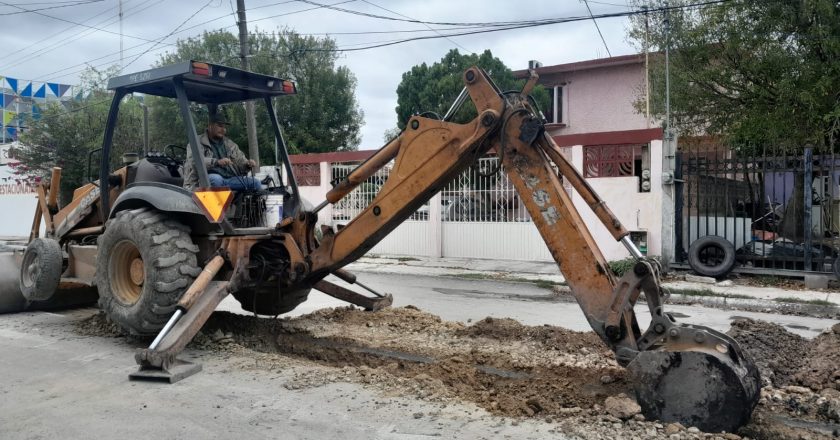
19, 237, 63, 301
95, 208, 200, 335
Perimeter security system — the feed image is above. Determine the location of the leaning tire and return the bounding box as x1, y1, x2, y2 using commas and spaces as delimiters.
95, 208, 201, 335
19, 238, 63, 301
687, 235, 736, 278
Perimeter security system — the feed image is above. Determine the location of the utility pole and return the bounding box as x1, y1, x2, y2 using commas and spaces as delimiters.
664, 1, 671, 141
236, 0, 260, 167
644, 5, 650, 128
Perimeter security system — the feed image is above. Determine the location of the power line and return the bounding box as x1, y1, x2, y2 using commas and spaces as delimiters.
0, 1, 119, 66
0, 0, 164, 70
122, 0, 216, 70
247, 0, 298, 11
16, 0, 732, 124
69, 0, 358, 74
254, 25, 507, 37
359, 0, 474, 54
297, 0, 729, 28
292, 0, 729, 53
249, 0, 357, 24
0, 0, 102, 15
23, 0, 726, 86
0, 1, 158, 42
7, 0, 348, 78
4, 0, 100, 5
293, 0, 585, 27
582, 0, 612, 57
28, 10, 238, 80
0, 0, 169, 72
586, 0, 632, 6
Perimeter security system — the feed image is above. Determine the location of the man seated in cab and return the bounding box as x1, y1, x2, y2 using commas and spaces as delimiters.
183, 112, 262, 191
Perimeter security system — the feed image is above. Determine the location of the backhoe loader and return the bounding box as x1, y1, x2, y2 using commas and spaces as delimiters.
19, 61, 759, 432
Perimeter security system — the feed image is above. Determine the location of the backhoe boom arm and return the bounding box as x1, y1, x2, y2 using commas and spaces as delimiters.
303, 67, 759, 432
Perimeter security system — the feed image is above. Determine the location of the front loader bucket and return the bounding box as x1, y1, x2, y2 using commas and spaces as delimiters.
627, 348, 761, 433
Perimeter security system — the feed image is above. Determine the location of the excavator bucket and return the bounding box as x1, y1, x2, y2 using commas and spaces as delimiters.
627, 330, 761, 433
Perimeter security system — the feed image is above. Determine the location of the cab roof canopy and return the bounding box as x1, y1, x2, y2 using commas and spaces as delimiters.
106, 61, 296, 104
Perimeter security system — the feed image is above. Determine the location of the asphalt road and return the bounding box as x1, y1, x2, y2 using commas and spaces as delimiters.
1, 270, 837, 440
273, 271, 839, 338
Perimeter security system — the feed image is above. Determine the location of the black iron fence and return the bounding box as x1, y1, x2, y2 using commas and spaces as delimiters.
675, 140, 840, 275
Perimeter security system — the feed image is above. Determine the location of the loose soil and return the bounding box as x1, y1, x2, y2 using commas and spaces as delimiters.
76, 307, 840, 439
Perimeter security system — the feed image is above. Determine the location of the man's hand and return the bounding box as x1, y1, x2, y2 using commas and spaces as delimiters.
247, 159, 257, 169
216, 157, 232, 167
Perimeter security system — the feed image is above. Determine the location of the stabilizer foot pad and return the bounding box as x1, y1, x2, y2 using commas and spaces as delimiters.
129, 359, 202, 384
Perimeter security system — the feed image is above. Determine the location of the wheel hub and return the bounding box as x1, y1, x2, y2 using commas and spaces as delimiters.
129, 257, 144, 286
23, 262, 39, 287
110, 240, 144, 305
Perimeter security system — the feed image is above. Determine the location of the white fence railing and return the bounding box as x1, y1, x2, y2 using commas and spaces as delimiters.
331, 156, 551, 224
328, 156, 557, 262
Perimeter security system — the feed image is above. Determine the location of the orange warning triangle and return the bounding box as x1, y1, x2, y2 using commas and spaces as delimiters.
192, 187, 233, 223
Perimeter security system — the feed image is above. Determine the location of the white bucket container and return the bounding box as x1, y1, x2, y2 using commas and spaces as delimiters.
264, 194, 284, 227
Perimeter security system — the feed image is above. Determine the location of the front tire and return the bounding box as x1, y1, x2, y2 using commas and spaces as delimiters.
19, 237, 63, 301
95, 208, 200, 335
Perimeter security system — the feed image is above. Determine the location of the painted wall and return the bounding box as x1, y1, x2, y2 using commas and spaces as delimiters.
568, 141, 664, 261
0, 194, 37, 237
0, 159, 38, 238
544, 63, 650, 136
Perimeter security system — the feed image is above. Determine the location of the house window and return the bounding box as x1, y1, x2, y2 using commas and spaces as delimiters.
292, 163, 320, 186
547, 84, 568, 125
583, 144, 651, 192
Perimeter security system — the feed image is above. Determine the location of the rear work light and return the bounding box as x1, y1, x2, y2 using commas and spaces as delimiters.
282, 80, 296, 94
191, 62, 211, 76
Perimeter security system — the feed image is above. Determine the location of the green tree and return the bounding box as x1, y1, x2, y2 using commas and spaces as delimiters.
628, 0, 840, 148
152, 28, 363, 163
394, 49, 550, 131
394, 50, 550, 220
17, 66, 144, 205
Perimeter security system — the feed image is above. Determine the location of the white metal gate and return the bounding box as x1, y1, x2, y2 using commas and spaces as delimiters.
330, 157, 555, 262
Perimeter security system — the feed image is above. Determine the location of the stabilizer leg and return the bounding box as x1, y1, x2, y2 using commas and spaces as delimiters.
131, 281, 230, 383
130, 255, 234, 383
314, 279, 393, 311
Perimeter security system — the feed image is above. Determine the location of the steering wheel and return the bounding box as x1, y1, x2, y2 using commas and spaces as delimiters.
164, 144, 186, 162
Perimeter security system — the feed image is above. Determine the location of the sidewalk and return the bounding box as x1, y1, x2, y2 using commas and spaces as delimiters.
347, 255, 840, 307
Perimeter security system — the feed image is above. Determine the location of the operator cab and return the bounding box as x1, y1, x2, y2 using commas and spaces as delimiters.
99, 61, 302, 233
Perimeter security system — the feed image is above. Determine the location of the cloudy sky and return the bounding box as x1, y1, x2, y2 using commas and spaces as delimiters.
1, 0, 639, 149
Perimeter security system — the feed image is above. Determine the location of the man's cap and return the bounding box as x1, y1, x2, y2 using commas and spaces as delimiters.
209, 112, 230, 126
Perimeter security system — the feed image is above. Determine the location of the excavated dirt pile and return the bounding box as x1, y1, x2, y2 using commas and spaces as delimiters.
197, 306, 629, 419
728, 319, 840, 439
728, 319, 840, 392
76, 307, 840, 439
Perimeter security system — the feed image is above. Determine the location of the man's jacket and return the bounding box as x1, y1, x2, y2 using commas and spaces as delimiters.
183, 132, 250, 190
